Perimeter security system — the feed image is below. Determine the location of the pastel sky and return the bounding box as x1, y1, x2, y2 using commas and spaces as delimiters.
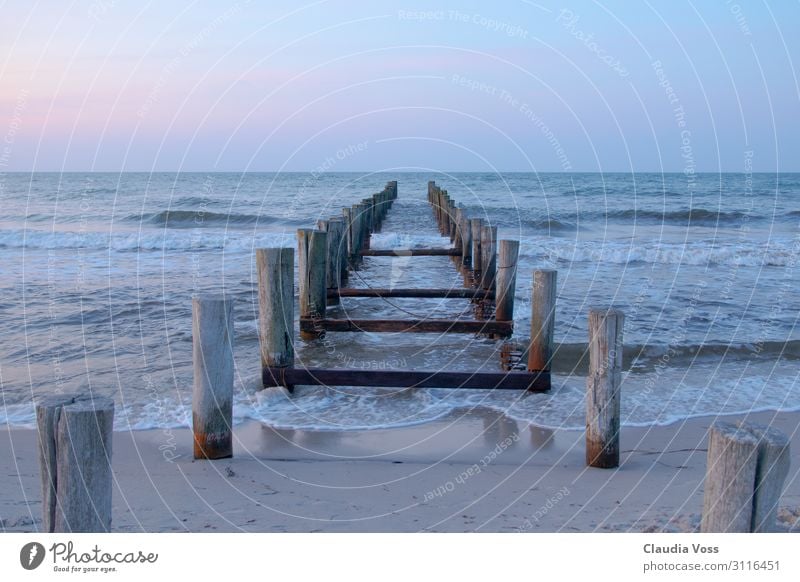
0, 1, 798, 172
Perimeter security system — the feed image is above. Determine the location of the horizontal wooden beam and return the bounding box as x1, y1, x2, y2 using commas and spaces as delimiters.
300, 318, 512, 335
263, 367, 549, 391
330, 287, 494, 300
360, 248, 460, 256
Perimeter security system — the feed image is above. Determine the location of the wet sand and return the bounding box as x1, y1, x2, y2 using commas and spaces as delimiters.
1, 409, 798, 532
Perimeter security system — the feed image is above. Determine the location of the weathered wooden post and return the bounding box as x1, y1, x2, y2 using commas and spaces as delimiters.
433, 186, 442, 232
297, 228, 327, 338
342, 207, 355, 269
256, 248, 294, 388
470, 218, 484, 282
374, 192, 384, 230
439, 189, 447, 235
495, 240, 519, 324
454, 208, 464, 253
443, 191, 452, 236
459, 212, 472, 269
528, 269, 557, 372
192, 295, 234, 460
331, 216, 348, 283
448, 200, 457, 242
327, 219, 345, 303
480, 225, 497, 290
700, 421, 790, 532
36, 394, 114, 532
749, 423, 791, 532
585, 308, 624, 469
360, 199, 373, 249
701, 422, 760, 532
351, 204, 364, 264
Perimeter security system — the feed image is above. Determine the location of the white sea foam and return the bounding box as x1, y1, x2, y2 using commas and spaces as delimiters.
3, 361, 797, 432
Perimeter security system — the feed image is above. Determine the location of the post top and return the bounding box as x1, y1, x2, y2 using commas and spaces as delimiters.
192, 293, 233, 305
588, 307, 625, 318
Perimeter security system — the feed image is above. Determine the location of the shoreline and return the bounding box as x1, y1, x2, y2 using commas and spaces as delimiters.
2, 408, 798, 533
6, 395, 800, 435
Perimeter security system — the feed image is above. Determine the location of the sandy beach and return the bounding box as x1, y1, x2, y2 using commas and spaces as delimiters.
2, 409, 798, 533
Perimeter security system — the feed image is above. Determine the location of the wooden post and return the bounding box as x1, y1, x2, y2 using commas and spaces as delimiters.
443, 191, 451, 236
495, 240, 519, 323
342, 207, 355, 269
480, 225, 497, 290
374, 193, 384, 230
327, 219, 345, 303
453, 208, 464, 253
747, 423, 791, 532
528, 269, 557, 371
701, 422, 760, 532
297, 228, 327, 338
351, 205, 364, 263
317, 219, 341, 306
366, 199, 375, 246
585, 308, 624, 469
36, 395, 114, 532
331, 216, 348, 283
360, 199, 373, 250
448, 201, 457, 242
256, 248, 294, 387
470, 218, 483, 281
440, 195, 446, 230
700, 421, 791, 532
192, 295, 234, 460
460, 212, 472, 269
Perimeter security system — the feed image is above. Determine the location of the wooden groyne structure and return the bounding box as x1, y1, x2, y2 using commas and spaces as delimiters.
259, 180, 550, 394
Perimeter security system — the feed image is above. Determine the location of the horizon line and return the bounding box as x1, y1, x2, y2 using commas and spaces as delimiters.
2, 169, 796, 175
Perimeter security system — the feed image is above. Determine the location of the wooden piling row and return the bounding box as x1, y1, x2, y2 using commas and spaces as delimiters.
426, 182, 509, 314
251, 179, 539, 397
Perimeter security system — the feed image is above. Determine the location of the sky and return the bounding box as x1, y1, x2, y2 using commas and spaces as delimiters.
0, 0, 798, 172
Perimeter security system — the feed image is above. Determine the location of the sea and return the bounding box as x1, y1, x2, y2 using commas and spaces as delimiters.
0, 172, 798, 431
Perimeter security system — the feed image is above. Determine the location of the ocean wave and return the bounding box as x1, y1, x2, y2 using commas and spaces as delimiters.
526, 238, 799, 267
520, 217, 576, 231
0, 228, 293, 252
453, 207, 789, 229
604, 208, 748, 224
128, 209, 292, 228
